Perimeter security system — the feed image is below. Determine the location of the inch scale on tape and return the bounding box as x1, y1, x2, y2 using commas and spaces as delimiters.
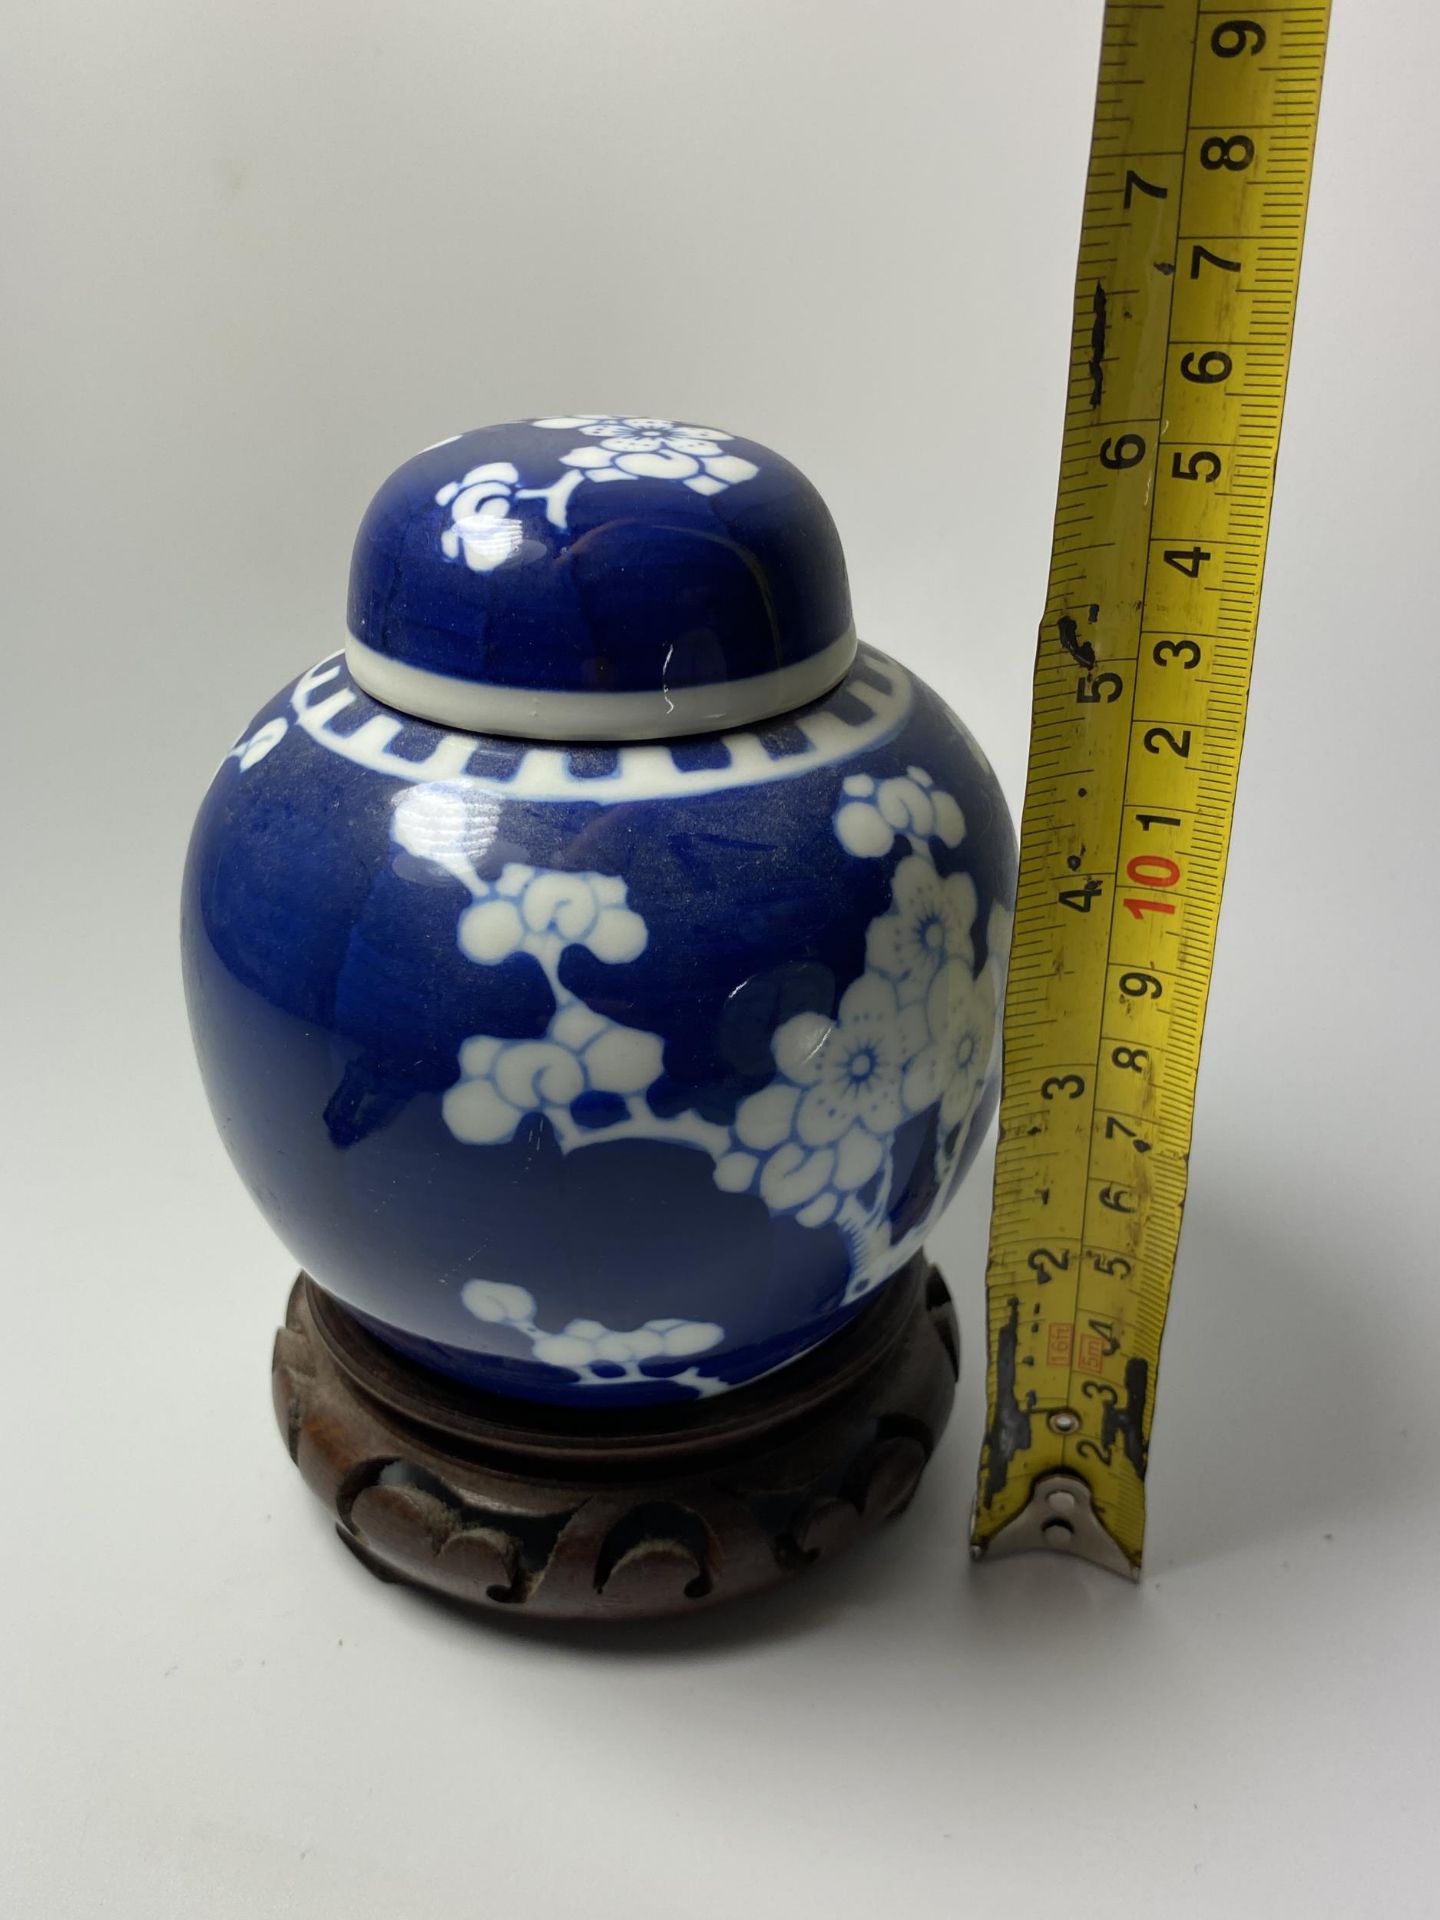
971, 1, 1330, 1577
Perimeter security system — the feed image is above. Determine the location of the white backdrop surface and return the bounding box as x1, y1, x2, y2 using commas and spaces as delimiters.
4, 3, 1437, 1915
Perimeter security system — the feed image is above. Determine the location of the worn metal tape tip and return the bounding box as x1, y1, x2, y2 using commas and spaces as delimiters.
974, 1472, 1138, 1582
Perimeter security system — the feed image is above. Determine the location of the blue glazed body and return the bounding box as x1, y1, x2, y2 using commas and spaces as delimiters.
183, 645, 1015, 1405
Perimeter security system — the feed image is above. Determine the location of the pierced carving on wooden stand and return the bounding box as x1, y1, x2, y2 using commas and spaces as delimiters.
272, 1257, 959, 1621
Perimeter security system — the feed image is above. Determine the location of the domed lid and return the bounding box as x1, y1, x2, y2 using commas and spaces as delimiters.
346, 417, 854, 741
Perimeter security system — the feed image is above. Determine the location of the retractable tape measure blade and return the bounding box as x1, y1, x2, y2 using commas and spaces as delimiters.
971, 0, 1330, 1575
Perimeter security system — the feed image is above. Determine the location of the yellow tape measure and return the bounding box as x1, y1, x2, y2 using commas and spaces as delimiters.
971, 0, 1330, 1576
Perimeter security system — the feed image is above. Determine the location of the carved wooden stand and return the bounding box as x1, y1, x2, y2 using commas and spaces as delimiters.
272, 1257, 958, 1621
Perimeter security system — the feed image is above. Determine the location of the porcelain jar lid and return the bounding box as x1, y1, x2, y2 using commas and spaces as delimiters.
345, 417, 854, 741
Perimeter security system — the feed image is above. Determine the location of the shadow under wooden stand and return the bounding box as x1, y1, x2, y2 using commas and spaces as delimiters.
272, 1256, 959, 1621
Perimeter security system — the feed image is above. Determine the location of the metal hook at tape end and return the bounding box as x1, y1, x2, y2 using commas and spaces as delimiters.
971, 1472, 1140, 1583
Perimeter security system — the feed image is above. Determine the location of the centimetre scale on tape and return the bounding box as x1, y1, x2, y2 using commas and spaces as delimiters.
970, 0, 1331, 1577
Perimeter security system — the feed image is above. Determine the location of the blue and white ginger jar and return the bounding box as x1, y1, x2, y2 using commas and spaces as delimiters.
183, 417, 1016, 1406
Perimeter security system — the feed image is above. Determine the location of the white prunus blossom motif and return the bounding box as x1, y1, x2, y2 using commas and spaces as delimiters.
226, 716, 288, 771
435, 461, 586, 571
866, 855, 979, 1008
720, 767, 1004, 1303
716, 976, 928, 1231
398, 758, 1004, 1384
460, 1280, 726, 1398
388, 783, 712, 1159
533, 416, 759, 498
433, 420, 759, 570
928, 949, 1006, 1133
